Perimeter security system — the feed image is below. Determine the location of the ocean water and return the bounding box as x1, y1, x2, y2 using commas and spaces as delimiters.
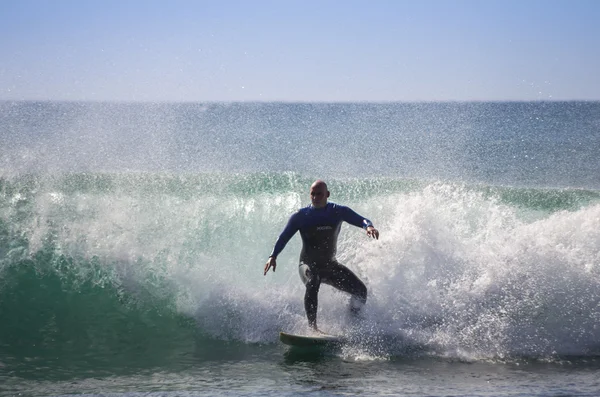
1, 101, 600, 396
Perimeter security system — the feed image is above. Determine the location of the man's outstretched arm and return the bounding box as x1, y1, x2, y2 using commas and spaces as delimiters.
341, 205, 379, 240
264, 213, 299, 275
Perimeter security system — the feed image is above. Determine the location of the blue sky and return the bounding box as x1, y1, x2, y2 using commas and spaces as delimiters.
1, 0, 599, 102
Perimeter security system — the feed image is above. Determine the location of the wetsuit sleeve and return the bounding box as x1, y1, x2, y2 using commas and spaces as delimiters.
269, 212, 301, 258
340, 205, 374, 229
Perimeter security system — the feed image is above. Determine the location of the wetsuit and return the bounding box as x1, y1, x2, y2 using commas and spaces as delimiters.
270, 202, 373, 327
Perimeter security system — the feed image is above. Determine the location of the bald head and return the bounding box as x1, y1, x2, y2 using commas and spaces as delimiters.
310, 180, 330, 208
311, 180, 328, 191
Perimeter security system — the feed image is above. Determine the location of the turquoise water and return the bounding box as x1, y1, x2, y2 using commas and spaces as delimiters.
1, 102, 600, 396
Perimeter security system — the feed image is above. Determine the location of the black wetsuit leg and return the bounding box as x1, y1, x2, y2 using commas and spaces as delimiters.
299, 261, 367, 327
320, 261, 367, 312
299, 264, 321, 328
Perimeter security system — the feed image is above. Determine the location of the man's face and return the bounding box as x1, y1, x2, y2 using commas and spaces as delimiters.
310, 183, 329, 208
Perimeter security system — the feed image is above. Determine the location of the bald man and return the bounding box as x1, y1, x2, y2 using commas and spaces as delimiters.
264, 180, 379, 332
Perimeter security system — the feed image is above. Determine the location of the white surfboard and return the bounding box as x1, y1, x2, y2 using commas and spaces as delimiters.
279, 331, 346, 347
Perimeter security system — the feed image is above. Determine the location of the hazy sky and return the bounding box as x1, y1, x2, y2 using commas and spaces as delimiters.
1, 0, 599, 102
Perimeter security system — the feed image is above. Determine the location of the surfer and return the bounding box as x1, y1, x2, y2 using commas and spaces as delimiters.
264, 180, 379, 331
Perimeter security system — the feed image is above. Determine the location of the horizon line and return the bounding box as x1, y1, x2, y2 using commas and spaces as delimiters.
2, 98, 599, 105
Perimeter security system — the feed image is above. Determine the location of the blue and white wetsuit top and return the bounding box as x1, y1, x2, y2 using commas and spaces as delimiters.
270, 202, 373, 266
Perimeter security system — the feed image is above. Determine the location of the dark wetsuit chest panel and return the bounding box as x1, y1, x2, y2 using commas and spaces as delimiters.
299, 218, 342, 264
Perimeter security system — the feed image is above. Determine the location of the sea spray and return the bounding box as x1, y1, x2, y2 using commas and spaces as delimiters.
3, 173, 598, 362
346, 183, 600, 359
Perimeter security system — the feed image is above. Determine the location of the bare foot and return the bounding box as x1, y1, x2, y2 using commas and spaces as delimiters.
309, 327, 327, 335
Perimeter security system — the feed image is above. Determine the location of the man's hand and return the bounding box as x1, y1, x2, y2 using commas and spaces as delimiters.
366, 226, 379, 240
264, 256, 277, 275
